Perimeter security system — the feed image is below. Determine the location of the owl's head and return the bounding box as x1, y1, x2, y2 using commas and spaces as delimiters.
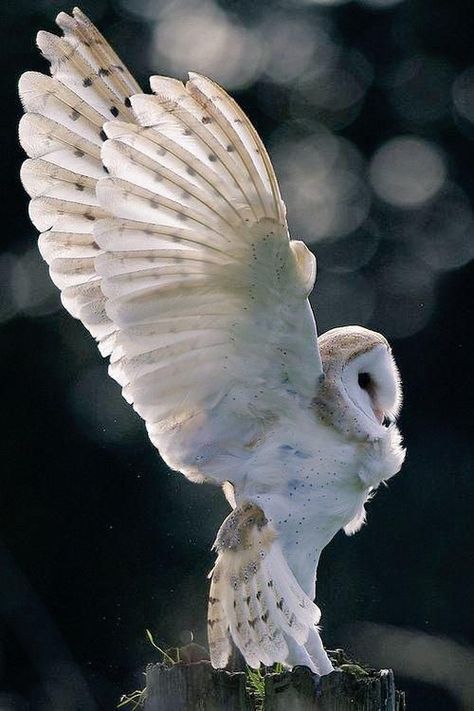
317, 326, 402, 438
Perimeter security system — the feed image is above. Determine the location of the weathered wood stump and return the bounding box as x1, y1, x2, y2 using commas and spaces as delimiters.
143, 653, 406, 711
144, 663, 250, 711
264, 665, 405, 711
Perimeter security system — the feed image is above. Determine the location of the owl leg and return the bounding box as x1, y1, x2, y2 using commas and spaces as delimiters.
305, 626, 334, 675
208, 502, 322, 670
284, 635, 318, 672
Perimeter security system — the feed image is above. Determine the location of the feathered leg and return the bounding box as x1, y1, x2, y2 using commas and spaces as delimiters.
305, 627, 334, 675
208, 502, 324, 671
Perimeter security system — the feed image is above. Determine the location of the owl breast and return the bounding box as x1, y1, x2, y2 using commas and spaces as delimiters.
234, 412, 372, 596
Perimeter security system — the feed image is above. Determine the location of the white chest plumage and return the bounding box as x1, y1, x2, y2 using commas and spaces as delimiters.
234, 413, 377, 595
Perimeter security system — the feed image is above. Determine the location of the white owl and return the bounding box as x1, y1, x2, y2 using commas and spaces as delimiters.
18, 9, 406, 675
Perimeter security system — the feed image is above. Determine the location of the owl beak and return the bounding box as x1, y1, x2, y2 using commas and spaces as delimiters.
373, 405, 394, 427
376, 407, 395, 427
373, 405, 384, 424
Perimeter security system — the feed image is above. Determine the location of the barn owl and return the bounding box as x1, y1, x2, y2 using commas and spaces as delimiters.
18, 9, 405, 675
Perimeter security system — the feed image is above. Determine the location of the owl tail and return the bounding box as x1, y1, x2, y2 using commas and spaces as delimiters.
207, 501, 326, 672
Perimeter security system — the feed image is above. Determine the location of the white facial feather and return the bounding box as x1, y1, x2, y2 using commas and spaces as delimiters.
341, 344, 402, 425
315, 325, 403, 441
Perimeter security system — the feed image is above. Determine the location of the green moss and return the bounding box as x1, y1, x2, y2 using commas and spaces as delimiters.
246, 663, 284, 710
339, 663, 370, 678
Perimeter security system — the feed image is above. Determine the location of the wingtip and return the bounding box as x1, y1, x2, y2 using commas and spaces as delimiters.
18, 70, 36, 96
55, 10, 73, 29
129, 93, 165, 126
35, 29, 60, 61
56, 7, 92, 32
101, 119, 135, 140
35, 29, 50, 49
74, 7, 93, 27
187, 71, 204, 81
18, 113, 34, 153
73, 7, 88, 21
187, 72, 220, 90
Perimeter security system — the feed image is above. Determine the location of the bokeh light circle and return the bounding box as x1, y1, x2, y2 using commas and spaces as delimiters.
403, 183, 474, 272
370, 252, 436, 339
312, 271, 376, 334
271, 128, 371, 242
369, 136, 446, 208
151, 2, 263, 89
261, 17, 318, 85
358, 0, 407, 8
452, 67, 474, 124
387, 55, 454, 125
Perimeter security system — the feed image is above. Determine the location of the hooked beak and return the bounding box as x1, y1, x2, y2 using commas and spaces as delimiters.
373, 404, 394, 428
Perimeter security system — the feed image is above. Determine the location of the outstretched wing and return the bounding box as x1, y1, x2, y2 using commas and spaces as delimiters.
19, 9, 323, 487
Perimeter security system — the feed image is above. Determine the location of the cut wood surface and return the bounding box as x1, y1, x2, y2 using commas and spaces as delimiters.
143, 654, 406, 711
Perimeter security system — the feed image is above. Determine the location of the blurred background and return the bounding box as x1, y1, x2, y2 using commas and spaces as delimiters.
1, 0, 474, 708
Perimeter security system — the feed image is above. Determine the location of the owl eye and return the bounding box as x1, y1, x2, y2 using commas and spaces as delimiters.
358, 372, 371, 390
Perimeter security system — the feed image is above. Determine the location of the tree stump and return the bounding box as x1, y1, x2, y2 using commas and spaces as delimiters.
143, 655, 406, 711
144, 662, 250, 711
264, 665, 406, 711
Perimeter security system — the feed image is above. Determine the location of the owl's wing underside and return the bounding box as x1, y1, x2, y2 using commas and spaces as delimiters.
19, 9, 323, 487
19, 8, 141, 356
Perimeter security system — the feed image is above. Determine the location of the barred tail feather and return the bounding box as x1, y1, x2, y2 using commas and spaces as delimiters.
208, 502, 321, 670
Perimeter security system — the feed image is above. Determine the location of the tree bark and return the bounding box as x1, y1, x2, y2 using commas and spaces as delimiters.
144, 662, 250, 711
143, 658, 406, 711
264, 665, 406, 711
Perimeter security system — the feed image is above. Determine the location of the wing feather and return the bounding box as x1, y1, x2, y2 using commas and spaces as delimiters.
136, 80, 268, 221
19, 10, 322, 485
54, 9, 140, 100
103, 118, 252, 229
19, 8, 141, 355
186, 73, 286, 223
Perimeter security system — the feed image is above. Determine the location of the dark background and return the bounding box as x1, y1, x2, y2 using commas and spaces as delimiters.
1, 0, 473, 709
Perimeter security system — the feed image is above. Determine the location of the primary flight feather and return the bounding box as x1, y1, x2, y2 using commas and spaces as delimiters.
18, 8, 405, 674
